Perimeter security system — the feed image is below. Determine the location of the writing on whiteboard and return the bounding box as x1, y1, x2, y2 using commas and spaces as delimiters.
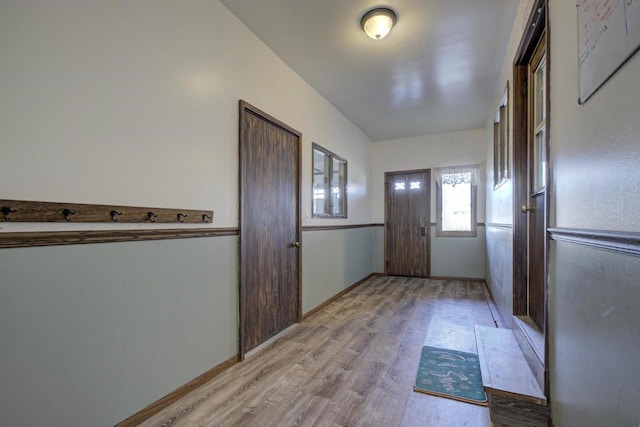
577, 0, 640, 102
580, 24, 609, 66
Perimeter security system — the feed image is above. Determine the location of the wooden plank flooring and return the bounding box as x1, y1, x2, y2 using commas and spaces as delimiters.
140, 276, 497, 427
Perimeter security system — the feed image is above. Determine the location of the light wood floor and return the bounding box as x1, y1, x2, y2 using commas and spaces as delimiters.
141, 276, 498, 427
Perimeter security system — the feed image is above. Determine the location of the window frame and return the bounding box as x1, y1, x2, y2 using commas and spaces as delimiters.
312, 143, 347, 218
435, 167, 478, 238
493, 82, 509, 189
530, 39, 547, 192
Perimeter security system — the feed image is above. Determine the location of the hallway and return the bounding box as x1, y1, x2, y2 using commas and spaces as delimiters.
142, 276, 498, 426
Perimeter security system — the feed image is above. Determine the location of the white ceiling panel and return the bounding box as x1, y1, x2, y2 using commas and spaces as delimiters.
220, 0, 519, 142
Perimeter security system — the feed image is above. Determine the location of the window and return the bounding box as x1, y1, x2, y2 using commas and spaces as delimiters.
493, 83, 509, 188
532, 53, 547, 190
312, 143, 347, 218
435, 165, 479, 237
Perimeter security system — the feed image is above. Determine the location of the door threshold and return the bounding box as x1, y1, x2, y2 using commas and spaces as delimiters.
512, 315, 546, 392
514, 315, 544, 363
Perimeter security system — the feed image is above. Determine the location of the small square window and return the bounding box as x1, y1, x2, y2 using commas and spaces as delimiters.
395, 182, 406, 191
409, 181, 421, 190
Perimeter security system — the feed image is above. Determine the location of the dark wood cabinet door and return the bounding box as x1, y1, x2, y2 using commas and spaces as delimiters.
385, 170, 431, 277
239, 101, 301, 359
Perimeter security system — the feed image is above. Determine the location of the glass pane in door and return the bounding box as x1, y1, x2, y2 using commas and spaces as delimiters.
534, 127, 546, 189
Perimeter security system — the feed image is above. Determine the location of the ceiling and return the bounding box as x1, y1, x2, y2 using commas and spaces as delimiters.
220, 0, 519, 142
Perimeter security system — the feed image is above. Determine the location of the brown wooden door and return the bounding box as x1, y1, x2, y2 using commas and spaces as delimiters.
514, 15, 548, 335
239, 101, 301, 359
525, 39, 547, 332
385, 170, 430, 277
527, 191, 545, 330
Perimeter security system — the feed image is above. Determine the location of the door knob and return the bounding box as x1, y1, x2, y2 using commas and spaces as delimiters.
290, 241, 300, 248
521, 204, 535, 213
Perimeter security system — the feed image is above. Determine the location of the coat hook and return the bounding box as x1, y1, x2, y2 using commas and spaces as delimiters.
110, 210, 123, 222
1, 206, 16, 221
147, 211, 157, 223
202, 213, 211, 223
63, 208, 76, 222
177, 213, 187, 223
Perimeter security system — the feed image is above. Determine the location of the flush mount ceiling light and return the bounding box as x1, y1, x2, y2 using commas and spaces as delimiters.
360, 7, 397, 40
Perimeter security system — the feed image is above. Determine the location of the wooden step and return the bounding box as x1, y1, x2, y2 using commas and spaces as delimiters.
474, 325, 549, 426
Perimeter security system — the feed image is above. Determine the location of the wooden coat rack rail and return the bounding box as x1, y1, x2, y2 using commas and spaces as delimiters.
0, 199, 213, 224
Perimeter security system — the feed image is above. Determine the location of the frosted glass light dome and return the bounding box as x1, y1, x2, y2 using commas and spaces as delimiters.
361, 7, 397, 40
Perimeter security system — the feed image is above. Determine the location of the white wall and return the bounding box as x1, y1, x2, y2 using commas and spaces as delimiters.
484, 0, 536, 228
485, 0, 640, 425
373, 129, 487, 278
0, 0, 372, 233
0, 1, 375, 426
550, 2, 640, 231
373, 129, 486, 223
548, 0, 640, 425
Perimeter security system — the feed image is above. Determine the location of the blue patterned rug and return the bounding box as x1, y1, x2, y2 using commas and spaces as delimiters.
413, 346, 487, 406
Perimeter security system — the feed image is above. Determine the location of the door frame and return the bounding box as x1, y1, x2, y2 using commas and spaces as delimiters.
384, 168, 431, 277
512, 0, 550, 392
238, 100, 302, 361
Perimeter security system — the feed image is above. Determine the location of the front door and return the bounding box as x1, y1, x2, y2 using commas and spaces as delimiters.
385, 170, 431, 277
239, 101, 301, 359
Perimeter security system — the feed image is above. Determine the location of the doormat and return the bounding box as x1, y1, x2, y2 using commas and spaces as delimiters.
413, 346, 488, 406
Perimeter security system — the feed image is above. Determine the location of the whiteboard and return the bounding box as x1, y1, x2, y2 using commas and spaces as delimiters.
577, 0, 640, 104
